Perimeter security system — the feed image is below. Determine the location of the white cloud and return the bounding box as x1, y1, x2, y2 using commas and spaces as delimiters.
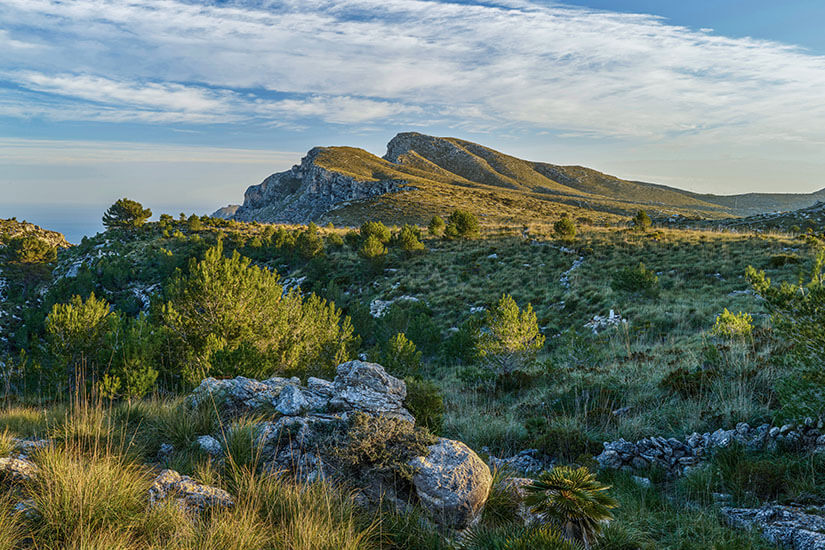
1, 0, 825, 145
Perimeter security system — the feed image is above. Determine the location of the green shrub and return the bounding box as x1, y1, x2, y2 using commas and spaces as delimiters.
5, 235, 57, 264
161, 241, 356, 384
610, 263, 658, 295
476, 294, 545, 375
748, 262, 825, 420
631, 210, 651, 231
358, 235, 388, 267
711, 309, 753, 339
378, 333, 422, 378
445, 209, 480, 239
331, 412, 437, 482
395, 224, 426, 255
403, 377, 444, 435
554, 215, 577, 240
296, 222, 325, 259
360, 221, 391, 244
102, 198, 152, 229
480, 466, 523, 528
428, 216, 446, 237
326, 232, 345, 248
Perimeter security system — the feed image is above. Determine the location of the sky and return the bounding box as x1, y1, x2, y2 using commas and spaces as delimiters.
2, 0, 825, 242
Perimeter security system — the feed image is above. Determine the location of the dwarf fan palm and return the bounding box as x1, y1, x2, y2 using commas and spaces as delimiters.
524, 466, 618, 548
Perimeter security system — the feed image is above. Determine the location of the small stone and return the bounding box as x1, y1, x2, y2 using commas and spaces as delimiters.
197, 435, 223, 456
632, 476, 652, 488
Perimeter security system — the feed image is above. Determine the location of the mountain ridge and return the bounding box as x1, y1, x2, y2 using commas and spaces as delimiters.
224, 132, 825, 225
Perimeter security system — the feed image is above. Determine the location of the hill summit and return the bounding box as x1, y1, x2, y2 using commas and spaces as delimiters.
221, 132, 825, 225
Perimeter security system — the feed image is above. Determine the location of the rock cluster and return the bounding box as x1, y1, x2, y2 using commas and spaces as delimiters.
485, 448, 552, 476
190, 361, 413, 423
233, 147, 408, 224
597, 420, 825, 476
149, 469, 234, 513
722, 504, 825, 550
186, 360, 491, 530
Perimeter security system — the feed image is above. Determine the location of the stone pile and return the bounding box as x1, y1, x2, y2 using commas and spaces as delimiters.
597, 420, 825, 476
722, 504, 825, 550
485, 448, 553, 476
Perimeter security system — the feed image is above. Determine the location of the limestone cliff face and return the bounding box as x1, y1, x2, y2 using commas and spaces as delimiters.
233, 147, 406, 224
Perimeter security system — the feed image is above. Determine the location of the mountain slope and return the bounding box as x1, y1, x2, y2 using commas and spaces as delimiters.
229, 132, 825, 226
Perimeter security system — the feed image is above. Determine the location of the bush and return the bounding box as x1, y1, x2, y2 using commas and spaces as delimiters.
45, 293, 118, 387
360, 221, 391, 244
476, 294, 545, 375
160, 241, 356, 384
748, 262, 825, 420
378, 333, 422, 378
5, 235, 57, 264
553, 215, 577, 240
395, 224, 426, 255
295, 222, 325, 259
631, 210, 651, 231
358, 235, 388, 268
428, 216, 446, 237
102, 198, 152, 229
769, 253, 801, 268
403, 377, 444, 435
326, 232, 344, 248
445, 209, 480, 239
610, 263, 658, 295
711, 308, 753, 339
332, 412, 437, 482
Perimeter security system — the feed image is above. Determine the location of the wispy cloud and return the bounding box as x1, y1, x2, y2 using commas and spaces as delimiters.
1, 0, 825, 144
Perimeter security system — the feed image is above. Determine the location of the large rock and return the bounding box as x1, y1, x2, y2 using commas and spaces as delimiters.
149, 469, 234, 514
189, 375, 301, 411
330, 360, 414, 422
408, 438, 492, 530
722, 504, 825, 550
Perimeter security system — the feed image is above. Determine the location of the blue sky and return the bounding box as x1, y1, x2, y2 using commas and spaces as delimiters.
2, 0, 825, 242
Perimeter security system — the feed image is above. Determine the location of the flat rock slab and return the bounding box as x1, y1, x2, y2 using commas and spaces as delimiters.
0, 457, 38, 483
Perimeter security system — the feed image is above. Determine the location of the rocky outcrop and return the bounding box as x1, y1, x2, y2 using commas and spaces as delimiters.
210, 204, 240, 219
232, 148, 407, 224
149, 469, 234, 513
189, 361, 413, 422
596, 420, 825, 476
184, 361, 491, 529
722, 504, 825, 550
408, 438, 493, 530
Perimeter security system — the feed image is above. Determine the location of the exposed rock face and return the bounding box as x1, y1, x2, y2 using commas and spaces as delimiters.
485, 448, 552, 476
149, 469, 234, 513
330, 360, 413, 422
722, 504, 825, 550
210, 204, 240, 219
233, 148, 407, 224
408, 438, 493, 530
596, 420, 825, 476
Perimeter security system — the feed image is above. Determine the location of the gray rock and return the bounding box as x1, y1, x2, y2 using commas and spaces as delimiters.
149, 469, 234, 513
276, 385, 309, 416
596, 449, 624, 469
722, 504, 825, 550
157, 443, 175, 461
0, 457, 38, 483
632, 476, 652, 488
408, 438, 493, 530
196, 435, 223, 456
330, 360, 413, 422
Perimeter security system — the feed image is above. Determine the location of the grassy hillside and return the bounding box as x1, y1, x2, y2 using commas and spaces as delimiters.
286, 133, 825, 228
1, 207, 822, 548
